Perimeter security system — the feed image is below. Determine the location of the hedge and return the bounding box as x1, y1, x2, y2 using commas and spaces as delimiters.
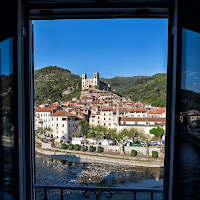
97, 146, 102, 153
89, 146, 93, 152
61, 143, 66, 149
81, 145, 86, 151
152, 151, 158, 158
131, 150, 137, 157
68, 143, 73, 150
75, 144, 79, 151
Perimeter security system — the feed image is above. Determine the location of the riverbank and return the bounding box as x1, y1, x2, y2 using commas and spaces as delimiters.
35, 145, 164, 167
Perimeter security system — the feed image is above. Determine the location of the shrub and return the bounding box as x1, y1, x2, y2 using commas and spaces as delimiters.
97, 146, 102, 153
89, 146, 93, 152
81, 145, 86, 151
68, 143, 73, 150
152, 151, 158, 158
61, 143, 66, 149
131, 150, 137, 157
75, 144, 79, 151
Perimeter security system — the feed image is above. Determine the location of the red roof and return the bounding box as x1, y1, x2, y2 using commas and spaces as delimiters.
75, 111, 88, 115
148, 108, 166, 114
101, 107, 113, 111
49, 104, 58, 108
35, 108, 54, 112
50, 110, 75, 117
120, 117, 165, 122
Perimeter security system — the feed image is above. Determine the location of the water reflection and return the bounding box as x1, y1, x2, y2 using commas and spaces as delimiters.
177, 28, 200, 199
0, 38, 15, 198
35, 153, 163, 199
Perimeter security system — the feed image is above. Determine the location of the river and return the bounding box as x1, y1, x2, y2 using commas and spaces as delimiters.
35, 153, 164, 200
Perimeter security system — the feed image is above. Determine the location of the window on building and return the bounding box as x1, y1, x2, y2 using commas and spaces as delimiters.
104, 123, 106, 126
69, 124, 70, 127
109, 118, 111, 120
57, 117, 58, 121
62, 118, 66, 121
123, 122, 126, 124
92, 119, 94, 122
62, 124, 64, 127
109, 123, 111, 126
104, 118, 106, 120
52, 118, 53, 121
57, 124, 58, 127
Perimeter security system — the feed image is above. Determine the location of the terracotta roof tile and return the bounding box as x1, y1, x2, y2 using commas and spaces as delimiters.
35, 108, 54, 112
148, 108, 166, 114
50, 110, 75, 117
120, 117, 165, 122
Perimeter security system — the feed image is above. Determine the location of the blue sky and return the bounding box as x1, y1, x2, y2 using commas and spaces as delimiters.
33, 19, 168, 78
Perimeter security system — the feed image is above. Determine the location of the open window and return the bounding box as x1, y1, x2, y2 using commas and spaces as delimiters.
0, 0, 200, 200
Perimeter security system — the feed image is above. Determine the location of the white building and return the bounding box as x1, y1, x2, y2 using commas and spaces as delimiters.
118, 117, 166, 135
89, 107, 118, 129
35, 108, 55, 129
147, 108, 166, 118
50, 110, 80, 139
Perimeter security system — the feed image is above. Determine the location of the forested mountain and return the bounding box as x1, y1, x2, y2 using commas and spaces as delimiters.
34, 66, 81, 105
34, 66, 167, 107
180, 89, 200, 111
101, 73, 167, 107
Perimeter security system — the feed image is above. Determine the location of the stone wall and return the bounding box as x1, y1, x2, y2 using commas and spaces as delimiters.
80, 144, 164, 158
35, 138, 164, 158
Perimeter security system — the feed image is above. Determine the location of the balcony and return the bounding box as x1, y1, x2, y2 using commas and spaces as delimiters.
34, 184, 163, 200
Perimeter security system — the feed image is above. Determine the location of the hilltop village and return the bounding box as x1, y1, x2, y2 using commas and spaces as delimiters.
35, 72, 166, 140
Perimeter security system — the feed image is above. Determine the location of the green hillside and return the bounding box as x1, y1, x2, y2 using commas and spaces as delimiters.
180, 89, 200, 111
34, 66, 167, 107
34, 66, 81, 105
101, 73, 167, 107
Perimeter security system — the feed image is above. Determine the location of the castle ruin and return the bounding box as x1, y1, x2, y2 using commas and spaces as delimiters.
82, 72, 110, 91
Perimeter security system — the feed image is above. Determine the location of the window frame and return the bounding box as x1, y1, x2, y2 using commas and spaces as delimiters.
18, 1, 177, 200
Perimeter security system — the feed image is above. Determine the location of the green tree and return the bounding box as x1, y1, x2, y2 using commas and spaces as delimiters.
79, 119, 90, 144
150, 127, 164, 139
94, 125, 107, 140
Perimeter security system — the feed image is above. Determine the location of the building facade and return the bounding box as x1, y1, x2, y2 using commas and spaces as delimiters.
50, 110, 80, 139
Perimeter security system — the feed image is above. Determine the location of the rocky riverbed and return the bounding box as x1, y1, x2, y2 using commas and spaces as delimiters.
35, 153, 164, 200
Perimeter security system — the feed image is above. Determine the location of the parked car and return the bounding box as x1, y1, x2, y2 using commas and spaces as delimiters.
71, 138, 84, 145
101, 139, 113, 146
87, 138, 97, 144
124, 141, 132, 146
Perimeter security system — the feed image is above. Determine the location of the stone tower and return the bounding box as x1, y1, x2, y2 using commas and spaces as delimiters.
93, 72, 99, 88
82, 74, 87, 90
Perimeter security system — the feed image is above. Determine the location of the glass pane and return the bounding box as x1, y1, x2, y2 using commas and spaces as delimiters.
178, 28, 200, 199
0, 38, 15, 199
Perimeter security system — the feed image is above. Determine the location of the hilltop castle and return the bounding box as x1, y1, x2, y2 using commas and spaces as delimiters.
82, 72, 110, 91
